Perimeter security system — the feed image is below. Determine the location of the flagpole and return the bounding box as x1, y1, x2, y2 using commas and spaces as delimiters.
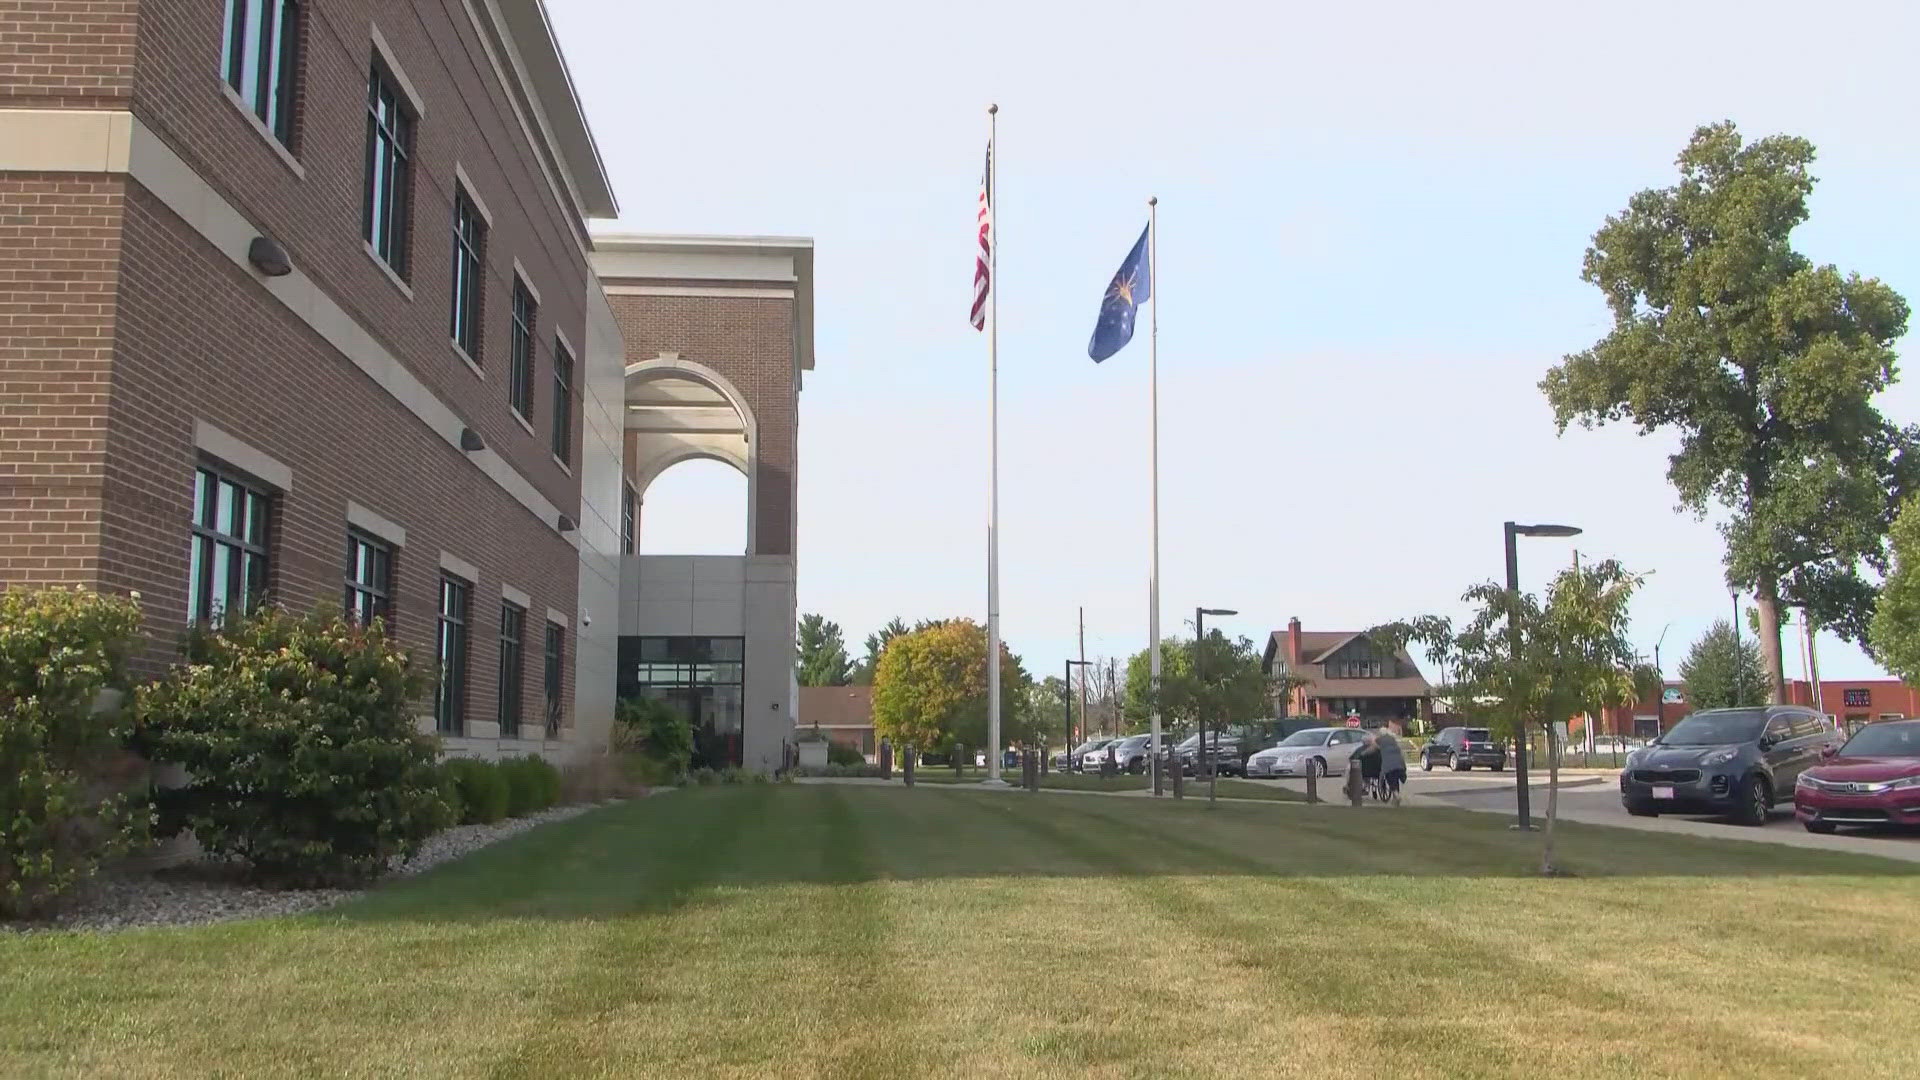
986, 103, 1004, 784
1147, 195, 1162, 792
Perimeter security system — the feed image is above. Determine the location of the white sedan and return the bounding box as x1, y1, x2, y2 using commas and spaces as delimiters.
1245, 728, 1368, 778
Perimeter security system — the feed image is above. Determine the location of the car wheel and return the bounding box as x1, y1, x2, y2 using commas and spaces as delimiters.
1421, 754, 1433, 772
1310, 757, 1327, 778
1625, 803, 1659, 818
1804, 819, 1837, 835
1491, 761, 1506, 772
1451, 753, 1468, 772
1732, 775, 1770, 827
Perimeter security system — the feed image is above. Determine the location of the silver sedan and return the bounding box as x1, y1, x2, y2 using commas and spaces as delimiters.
1245, 728, 1367, 778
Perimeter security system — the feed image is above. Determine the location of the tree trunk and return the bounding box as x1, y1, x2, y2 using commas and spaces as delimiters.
1754, 577, 1787, 704
1542, 722, 1560, 876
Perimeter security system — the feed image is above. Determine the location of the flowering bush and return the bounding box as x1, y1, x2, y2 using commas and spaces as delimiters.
134, 608, 448, 887
0, 587, 147, 917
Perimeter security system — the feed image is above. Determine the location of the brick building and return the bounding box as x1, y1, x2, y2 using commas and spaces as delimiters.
796, 685, 876, 757
1596, 679, 1917, 739
0, 2, 813, 767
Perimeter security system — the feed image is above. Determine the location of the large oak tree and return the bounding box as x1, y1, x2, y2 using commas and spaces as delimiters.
1543, 122, 1918, 702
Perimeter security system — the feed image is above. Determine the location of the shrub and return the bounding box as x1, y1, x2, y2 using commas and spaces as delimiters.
434, 765, 466, 827
792, 763, 885, 779
133, 608, 446, 887
0, 587, 147, 918
559, 751, 643, 802
442, 758, 509, 824
826, 743, 866, 767
500, 755, 561, 817
616, 696, 694, 777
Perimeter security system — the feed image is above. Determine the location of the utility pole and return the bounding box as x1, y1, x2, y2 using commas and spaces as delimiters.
1805, 614, 1825, 723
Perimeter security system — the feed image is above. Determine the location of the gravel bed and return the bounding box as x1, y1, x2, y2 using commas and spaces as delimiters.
3, 801, 619, 936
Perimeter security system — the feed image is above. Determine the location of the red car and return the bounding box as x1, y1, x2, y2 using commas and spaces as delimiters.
1793, 719, 1920, 833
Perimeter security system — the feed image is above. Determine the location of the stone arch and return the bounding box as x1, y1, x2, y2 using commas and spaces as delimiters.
624, 355, 758, 554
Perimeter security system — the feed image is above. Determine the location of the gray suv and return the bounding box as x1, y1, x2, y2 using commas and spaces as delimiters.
1619, 706, 1838, 826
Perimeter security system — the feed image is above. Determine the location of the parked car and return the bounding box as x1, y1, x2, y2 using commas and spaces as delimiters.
1175, 734, 1245, 777
1793, 719, 1920, 833
1089, 734, 1154, 774
1619, 705, 1837, 826
1056, 737, 1114, 772
1245, 727, 1366, 778
1421, 727, 1507, 772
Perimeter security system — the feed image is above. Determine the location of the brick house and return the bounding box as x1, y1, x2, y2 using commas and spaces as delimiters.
796, 685, 875, 757
1595, 678, 1918, 739
1263, 617, 1433, 724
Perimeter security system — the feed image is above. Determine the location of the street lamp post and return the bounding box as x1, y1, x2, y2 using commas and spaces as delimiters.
1195, 606, 1238, 805
1654, 621, 1673, 737
1064, 658, 1092, 773
1731, 590, 1742, 706
1505, 521, 1581, 831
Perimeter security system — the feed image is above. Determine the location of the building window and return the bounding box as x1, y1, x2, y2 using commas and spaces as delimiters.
344, 529, 392, 625
509, 279, 536, 418
189, 465, 270, 626
621, 483, 637, 555
450, 189, 485, 359
221, 0, 299, 146
363, 62, 413, 276
498, 602, 525, 735
616, 637, 745, 768
436, 575, 470, 734
545, 622, 565, 737
551, 337, 574, 464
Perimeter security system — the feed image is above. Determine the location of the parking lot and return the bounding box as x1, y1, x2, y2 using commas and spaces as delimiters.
1236, 768, 1920, 857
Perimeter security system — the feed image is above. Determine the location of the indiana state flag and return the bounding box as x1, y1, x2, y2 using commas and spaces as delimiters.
1088, 223, 1151, 362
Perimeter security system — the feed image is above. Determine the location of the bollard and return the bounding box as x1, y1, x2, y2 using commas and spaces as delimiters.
955, 744, 965, 780
1304, 762, 1318, 804
879, 738, 893, 780
1027, 750, 1040, 791
904, 748, 916, 788
1171, 759, 1185, 799
1344, 756, 1363, 807
1152, 753, 1163, 796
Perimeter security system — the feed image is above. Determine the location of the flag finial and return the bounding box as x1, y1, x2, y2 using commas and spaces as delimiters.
988, 103, 998, 115
1148, 196, 1157, 206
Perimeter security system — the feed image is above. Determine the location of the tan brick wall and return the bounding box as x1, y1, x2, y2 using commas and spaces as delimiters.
0, 173, 124, 587
0, 1, 138, 109
607, 294, 796, 556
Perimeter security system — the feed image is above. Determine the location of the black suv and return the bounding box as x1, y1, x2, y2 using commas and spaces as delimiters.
1620, 706, 1837, 826
1421, 727, 1506, 771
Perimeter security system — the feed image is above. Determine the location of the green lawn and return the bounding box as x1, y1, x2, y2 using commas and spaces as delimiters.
4, 784, 1917, 1078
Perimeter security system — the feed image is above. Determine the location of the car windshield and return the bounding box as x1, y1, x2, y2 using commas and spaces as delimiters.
1660, 710, 1766, 747
1277, 730, 1329, 747
1072, 740, 1110, 755
1464, 729, 1491, 742
1116, 736, 1150, 749
1174, 734, 1201, 751
1841, 722, 1920, 758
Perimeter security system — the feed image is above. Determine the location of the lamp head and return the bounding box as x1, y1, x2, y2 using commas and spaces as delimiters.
1516, 524, 1581, 538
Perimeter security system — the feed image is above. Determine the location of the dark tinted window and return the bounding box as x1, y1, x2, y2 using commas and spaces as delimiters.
1663, 710, 1766, 746
1464, 728, 1491, 742
1841, 722, 1920, 757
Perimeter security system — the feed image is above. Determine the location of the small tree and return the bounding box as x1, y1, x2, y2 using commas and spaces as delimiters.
1376, 561, 1645, 874
1677, 621, 1765, 711
1121, 639, 1192, 729
134, 608, 446, 887
871, 619, 1032, 758
0, 587, 146, 917
615, 695, 693, 781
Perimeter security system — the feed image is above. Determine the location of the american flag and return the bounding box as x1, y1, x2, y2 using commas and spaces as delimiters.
970, 141, 992, 331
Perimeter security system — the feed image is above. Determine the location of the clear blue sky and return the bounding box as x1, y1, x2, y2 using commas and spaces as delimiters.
552, 0, 1920, 683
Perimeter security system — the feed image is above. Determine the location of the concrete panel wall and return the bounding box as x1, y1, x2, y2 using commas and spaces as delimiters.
570, 285, 629, 761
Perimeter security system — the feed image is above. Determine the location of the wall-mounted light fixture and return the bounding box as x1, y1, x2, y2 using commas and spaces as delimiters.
459, 427, 485, 452
247, 236, 292, 277
557, 514, 577, 533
